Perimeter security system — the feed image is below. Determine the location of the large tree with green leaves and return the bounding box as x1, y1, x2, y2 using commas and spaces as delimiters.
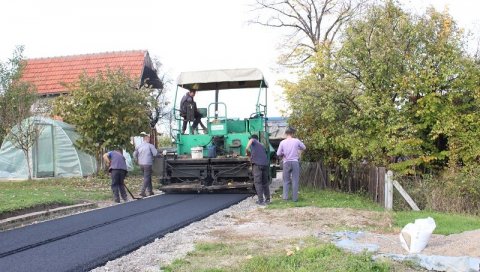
52, 69, 151, 167
282, 1, 480, 174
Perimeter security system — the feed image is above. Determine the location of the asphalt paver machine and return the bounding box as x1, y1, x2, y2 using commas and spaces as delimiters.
156, 68, 275, 192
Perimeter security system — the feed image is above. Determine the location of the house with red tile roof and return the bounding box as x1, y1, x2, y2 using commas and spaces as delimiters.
0, 51, 163, 177
21, 50, 162, 96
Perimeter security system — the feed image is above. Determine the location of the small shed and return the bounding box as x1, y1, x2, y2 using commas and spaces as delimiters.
0, 117, 97, 179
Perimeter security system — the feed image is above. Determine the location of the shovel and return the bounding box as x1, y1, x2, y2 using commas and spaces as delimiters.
124, 184, 141, 200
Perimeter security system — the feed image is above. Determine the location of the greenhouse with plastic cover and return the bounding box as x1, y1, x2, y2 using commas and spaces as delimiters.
0, 117, 97, 179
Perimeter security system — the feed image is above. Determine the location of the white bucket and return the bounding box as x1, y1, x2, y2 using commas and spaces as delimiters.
191, 147, 203, 159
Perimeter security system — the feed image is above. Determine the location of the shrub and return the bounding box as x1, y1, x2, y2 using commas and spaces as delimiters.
395, 168, 480, 215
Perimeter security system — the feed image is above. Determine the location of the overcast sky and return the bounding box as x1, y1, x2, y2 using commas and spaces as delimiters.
1, 0, 478, 117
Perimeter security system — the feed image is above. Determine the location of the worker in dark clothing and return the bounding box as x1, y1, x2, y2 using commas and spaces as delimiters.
246, 134, 270, 205
103, 148, 128, 203
180, 90, 207, 134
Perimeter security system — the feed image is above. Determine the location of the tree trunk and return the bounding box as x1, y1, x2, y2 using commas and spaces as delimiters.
150, 127, 157, 148
24, 149, 32, 180
95, 149, 104, 175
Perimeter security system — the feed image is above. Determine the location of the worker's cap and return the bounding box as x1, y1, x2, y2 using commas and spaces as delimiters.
249, 134, 259, 140
139, 132, 150, 137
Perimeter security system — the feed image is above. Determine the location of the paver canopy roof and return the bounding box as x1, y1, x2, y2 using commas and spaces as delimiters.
176, 68, 268, 91
21, 50, 160, 95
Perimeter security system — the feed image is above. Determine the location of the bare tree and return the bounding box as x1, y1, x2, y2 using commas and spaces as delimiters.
0, 46, 28, 144
1, 46, 42, 179
5, 116, 43, 179
474, 33, 480, 65
145, 57, 172, 147
250, 0, 366, 66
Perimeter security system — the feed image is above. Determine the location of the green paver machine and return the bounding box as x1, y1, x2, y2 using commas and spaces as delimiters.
156, 68, 275, 192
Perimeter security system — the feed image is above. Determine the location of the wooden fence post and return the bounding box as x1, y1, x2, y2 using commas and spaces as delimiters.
392, 180, 420, 211
375, 167, 379, 203
385, 170, 393, 210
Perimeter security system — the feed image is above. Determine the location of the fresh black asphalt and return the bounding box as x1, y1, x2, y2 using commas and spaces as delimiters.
0, 193, 250, 272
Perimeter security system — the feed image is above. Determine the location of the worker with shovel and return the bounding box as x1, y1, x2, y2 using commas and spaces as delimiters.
103, 147, 129, 203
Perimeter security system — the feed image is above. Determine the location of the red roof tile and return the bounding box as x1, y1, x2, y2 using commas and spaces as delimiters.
21, 50, 147, 95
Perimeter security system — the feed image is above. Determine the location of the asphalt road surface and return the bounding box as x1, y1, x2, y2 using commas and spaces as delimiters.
0, 193, 250, 272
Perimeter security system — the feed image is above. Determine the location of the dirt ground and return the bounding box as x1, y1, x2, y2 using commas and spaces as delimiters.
205, 206, 480, 258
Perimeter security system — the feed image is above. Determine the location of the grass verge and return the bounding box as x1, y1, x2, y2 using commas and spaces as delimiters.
161, 237, 400, 272
236, 243, 390, 272
0, 176, 143, 218
268, 187, 384, 211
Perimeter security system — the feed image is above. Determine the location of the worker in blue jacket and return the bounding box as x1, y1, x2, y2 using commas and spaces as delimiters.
103, 148, 128, 203
246, 134, 270, 205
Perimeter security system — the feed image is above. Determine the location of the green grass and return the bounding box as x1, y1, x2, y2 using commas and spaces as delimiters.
236, 244, 390, 272
268, 187, 384, 211
161, 240, 393, 272
393, 210, 480, 235
162, 242, 235, 272
0, 176, 144, 216
0, 178, 111, 214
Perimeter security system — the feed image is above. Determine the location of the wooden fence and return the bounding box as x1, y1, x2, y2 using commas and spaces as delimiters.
299, 161, 386, 206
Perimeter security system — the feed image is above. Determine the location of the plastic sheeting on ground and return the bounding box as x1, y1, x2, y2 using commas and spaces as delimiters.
330, 231, 480, 272
375, 253, 480, 272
